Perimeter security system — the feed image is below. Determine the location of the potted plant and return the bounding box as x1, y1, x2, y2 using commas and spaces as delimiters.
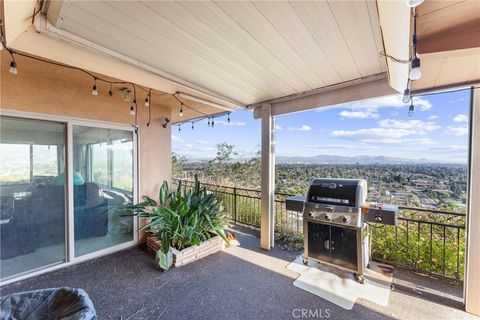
125, 176, 228, 271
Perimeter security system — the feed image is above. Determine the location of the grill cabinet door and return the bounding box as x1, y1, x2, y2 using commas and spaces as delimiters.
307, 221, 332, 263
330, 226, 358, 271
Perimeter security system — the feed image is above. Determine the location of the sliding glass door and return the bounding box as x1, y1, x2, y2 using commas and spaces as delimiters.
0, 115, 136, 281
72, 125, 134, 257
0, 117, 66, 279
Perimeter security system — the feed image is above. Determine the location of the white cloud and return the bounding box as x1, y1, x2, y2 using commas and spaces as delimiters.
428, 115, 439, 120
195, 139, 209, 145
330, 128, 415, 140
453, 114, 469, 123
445, 125, 469, 136
363, 138, 435, 145
288, 125, 312, 132
329, 121, 437, 145
429, 145, 468, 153
275, 125, 283, 130
337, 95, 433, 112
306, 144, 380, 150
215, 120, 246, 127
339, 110, 379, 119
449, 97, 466, 103
172, 134, 184, 142
378, 119, 440, 132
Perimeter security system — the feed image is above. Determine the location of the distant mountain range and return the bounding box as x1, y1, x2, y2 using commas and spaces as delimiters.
275, 155, 465, 165
182, 154, 466, 166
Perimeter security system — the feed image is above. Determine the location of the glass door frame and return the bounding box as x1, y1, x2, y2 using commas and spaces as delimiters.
0, 109, 139, 285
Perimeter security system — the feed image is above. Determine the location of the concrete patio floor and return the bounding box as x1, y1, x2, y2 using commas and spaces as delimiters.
1, 225, 477, 320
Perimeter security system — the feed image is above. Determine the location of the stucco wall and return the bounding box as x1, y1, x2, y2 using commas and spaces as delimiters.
0, 51, 172, 199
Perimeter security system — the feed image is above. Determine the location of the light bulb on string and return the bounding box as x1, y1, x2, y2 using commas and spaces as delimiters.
9, 60, 17, 75
108, 83, 113, 97
402, 88, 411, 104
191, 122, 194, 130
409, 57, 421, 80
227, 113, 231, 123
406, 0, 424, 7
408, 100, 415, 116
91, 78, 98, 96
207, 117, 211, 126
178, 125, 181, 132
144, 94, 150, 107
211, 118, 215, 128
130, 100, 136, 116
179, 104, 184, 117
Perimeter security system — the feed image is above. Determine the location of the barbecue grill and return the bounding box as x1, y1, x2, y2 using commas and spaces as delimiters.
286, 178, 398, 283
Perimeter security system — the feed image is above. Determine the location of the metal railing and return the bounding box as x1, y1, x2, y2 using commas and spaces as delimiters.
173, 179, 466, 281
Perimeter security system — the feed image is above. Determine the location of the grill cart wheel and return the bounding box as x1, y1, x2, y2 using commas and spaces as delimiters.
303, 257, 308, 265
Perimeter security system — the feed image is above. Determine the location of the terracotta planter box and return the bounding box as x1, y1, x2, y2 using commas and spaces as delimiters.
146, 235, 223, 267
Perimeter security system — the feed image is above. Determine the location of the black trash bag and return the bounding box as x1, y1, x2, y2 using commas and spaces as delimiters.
0, 287, 97, 320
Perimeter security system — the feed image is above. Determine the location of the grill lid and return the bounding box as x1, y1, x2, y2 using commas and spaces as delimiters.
306, 178, 367, 208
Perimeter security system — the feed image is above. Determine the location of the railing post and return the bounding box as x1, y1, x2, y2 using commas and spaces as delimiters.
233, 187, 237, 223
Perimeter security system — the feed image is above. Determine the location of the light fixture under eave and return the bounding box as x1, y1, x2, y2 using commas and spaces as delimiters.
406, 0, 424, 7
408, 100, 415, 116
130, 100, 136, 116
144, 94, 150, 107
402, 88, 411, 104
121, 88, 132, 102
409, 57, 421, 80
9, 61, 17, 75
179, 104, 184, 117
175, 92, 236, 112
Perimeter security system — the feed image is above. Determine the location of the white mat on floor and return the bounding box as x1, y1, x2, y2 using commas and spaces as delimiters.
286, 256, 393, 310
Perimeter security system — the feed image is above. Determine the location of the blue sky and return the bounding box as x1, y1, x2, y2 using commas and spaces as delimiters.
172, 89, 471, 164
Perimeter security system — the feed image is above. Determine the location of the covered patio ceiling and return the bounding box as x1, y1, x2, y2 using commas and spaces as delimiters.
3, 0, 479, 122
44, 0, 387, 106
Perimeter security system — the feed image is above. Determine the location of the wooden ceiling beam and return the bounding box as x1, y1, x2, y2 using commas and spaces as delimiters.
417, 19, 480, 54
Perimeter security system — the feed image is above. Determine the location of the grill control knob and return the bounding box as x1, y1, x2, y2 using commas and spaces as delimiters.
342, 215, 351, 223
375, 215, 383, 223
324, 213, 332, 221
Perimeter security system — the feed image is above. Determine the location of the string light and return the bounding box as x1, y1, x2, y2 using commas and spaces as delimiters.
408, 100, 415, 116
130, 100, 136, 116
91, 78, 98, 96
144, 90, 151, 107
162, 118, 170, 128
406, 0, 424, 7
178, 125, 181, 132
191, 122, 194, 130
402, 87, 411, 103
409, 11, 421, 81
409, 57, 421, 80
0, 33, 229, 125
9, 60, 17, 75
211, 118, 215, 128
227, 113, 231, 123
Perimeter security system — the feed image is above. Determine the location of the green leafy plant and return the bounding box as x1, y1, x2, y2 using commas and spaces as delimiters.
125, 176, 228, 254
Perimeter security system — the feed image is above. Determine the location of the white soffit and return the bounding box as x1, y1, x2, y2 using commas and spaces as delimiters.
49, 0, 387, 106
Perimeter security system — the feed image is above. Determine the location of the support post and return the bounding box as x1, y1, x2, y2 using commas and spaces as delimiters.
465, 86, 480, 316
260, 104, 275, 250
